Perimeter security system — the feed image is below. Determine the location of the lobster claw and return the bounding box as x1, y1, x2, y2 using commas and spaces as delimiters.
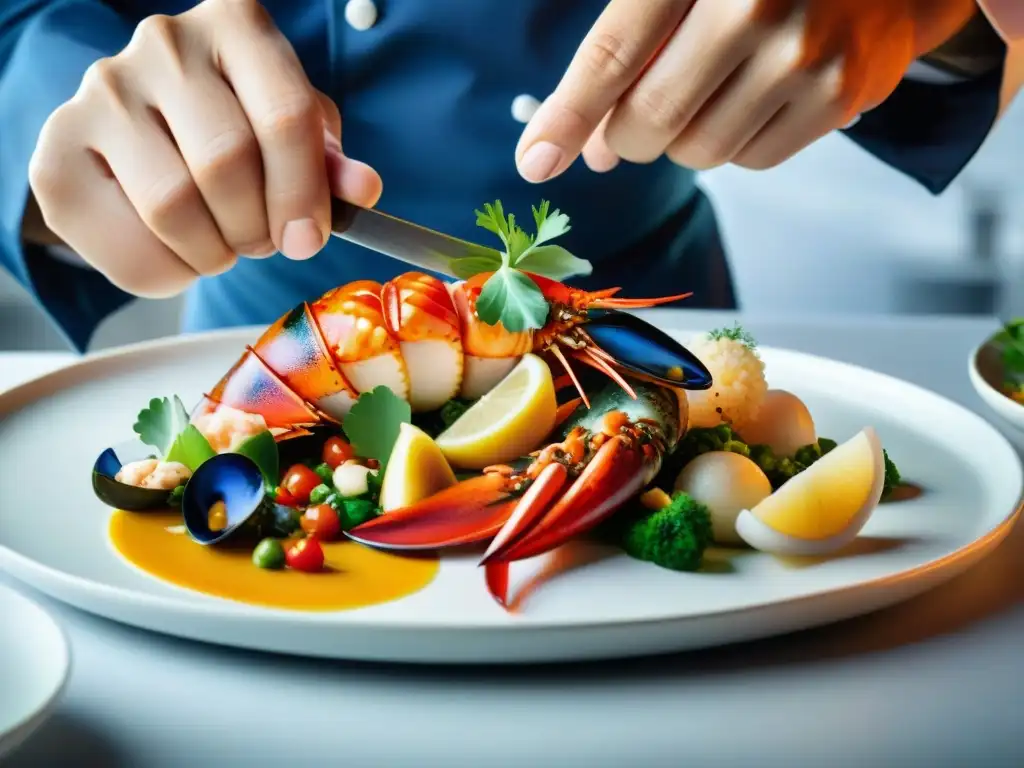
481, 434, 651, 608
582, 308, 712, 390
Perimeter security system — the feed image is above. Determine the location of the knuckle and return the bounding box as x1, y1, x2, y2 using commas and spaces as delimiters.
254, 97, 319, 139
208, 0, 267, 24
580, 30, 636, 82
194, 128, 260, 183
28, 108, 77, 202
816, 59, 847, 105
668, 132, 732, 170
130, 15, 186, 68
628, 85, 691, 133
79, 58, 128, 105
140, 175, 202, 231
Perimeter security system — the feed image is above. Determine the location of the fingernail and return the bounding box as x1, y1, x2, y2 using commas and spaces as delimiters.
239, 241, 277, 257
281, 218, 325, 260
517, 141, 565, 183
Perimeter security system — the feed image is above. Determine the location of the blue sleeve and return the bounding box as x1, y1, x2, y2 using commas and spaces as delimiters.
0, 1, 136, 352
841, 63, 1007, 195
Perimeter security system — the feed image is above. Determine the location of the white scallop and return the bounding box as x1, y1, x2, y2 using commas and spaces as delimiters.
738, 389, 817, 458
344, 0, 377, 31
674, 452, 772, 546
511, 94, 541, 124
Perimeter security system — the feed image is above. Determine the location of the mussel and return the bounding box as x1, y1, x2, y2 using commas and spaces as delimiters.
92, 442, 180, 511
584, 308, 714, 389
181, 453, 268, 545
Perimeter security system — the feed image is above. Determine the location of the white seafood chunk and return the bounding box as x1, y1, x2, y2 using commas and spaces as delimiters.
192, 406, 268, 453
333, 460, 378, 498
142, 461, 192, 490
115, 458, 159, 487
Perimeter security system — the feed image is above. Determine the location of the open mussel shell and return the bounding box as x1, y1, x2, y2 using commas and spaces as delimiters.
92, 443, 176, 511
584, 308, 714, 390
182, 453, 266, 545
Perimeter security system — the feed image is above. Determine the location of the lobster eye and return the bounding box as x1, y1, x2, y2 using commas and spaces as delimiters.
584, 308, 713, 390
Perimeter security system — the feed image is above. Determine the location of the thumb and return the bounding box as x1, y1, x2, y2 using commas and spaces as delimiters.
315, 89, 342, 145
315, 90, 384, 208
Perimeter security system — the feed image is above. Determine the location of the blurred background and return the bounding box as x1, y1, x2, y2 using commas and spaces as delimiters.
2, 96, 1022, 352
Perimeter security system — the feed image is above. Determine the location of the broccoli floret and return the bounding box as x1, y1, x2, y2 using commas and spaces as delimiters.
617, 491, 713, 572
881, 449, 901, 500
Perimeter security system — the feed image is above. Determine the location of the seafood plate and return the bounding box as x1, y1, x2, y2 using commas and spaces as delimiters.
91, 201, 906, 613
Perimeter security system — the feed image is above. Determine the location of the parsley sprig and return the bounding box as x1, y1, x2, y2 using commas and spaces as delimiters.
449, 200, 593, 332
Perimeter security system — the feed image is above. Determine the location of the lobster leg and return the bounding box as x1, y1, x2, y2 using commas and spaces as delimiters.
481, 436, 651, 607
345, 474, 516, 549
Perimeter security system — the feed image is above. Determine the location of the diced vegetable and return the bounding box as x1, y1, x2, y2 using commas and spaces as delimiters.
252, 538, 286, 569
308, 483, 333, 506
280, 464, 322, 507
332, 461, 378, 498
301, 503, 342, 540
285, 537, 324, 572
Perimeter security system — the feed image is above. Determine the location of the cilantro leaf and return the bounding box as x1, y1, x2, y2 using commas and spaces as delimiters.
472, 198, 592, 281
133, 395, 190, 456
475, 266, 551, 332
530, 201, 571, 248
164, 424, 216, 471
449, 252, 504, 280
342, 386, 412, 472
233, 431, 279, 489
513, 245, 593, 281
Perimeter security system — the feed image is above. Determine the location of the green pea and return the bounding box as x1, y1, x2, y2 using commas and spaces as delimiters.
168, 484, 186, 506
308, 483, 332, 505
314, 463, 334, 483
252, 538, 286, 570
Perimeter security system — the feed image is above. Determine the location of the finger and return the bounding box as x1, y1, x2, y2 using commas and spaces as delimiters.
316, 89, 343, 145
130, 53, 274, 256
515, 0, 691, 183
581, 111, 620, 173
30, 121, 198, 298
78, 61, 237, 278
665, 23, 811, 170
325, 141, 384, 207
208, 3, 331, 260
731, 60, 847, 170
604, 0, 759, 163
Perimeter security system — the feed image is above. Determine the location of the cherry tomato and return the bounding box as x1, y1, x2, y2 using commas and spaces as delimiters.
280, 464, 322, 506
365, 458, 380, 470
301, 503, 341, 540
322, 437, 356, 469
273, 486, 299, 507
285, 536, 325, 572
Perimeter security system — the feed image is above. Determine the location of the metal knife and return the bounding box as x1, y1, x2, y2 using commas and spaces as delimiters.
330, 197, 500, 278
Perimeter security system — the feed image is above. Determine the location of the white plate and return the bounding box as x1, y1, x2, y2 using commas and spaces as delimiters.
969, 335, 1024, 434
0, 584, 70, 760
0, 328, 1020, 664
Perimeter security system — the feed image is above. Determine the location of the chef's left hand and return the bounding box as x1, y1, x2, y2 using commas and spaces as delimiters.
516, 0, 978, 181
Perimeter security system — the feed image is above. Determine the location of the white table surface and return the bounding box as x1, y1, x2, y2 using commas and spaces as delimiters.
2, 310, 1023, 768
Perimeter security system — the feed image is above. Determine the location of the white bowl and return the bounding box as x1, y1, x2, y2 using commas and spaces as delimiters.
968, 335, 1024, 433
0, 584, 71, 760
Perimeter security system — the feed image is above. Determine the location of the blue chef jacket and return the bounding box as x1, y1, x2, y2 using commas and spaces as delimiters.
0, 0, 1009, 352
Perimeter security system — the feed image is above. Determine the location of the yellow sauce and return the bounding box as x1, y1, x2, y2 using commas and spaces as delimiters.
109, 510, 439, 611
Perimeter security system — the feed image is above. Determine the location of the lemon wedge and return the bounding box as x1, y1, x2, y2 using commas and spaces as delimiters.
379, 423, 458, 512
435, 353, 557, 470
735, 427, 885, 556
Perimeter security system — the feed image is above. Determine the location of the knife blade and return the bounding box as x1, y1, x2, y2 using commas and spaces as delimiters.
330, 198, 500, 278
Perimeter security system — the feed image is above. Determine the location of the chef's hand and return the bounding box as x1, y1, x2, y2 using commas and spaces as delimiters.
27, 0, 382, 298
516, 0, 978, 180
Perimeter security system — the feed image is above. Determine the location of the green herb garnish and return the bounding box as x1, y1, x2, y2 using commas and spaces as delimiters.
707, 323, 757, 349
450, 200, 593, 332
992, 319, 1024, 393
164, 424, 216, 471
233, 431, 279, 489
133, 396, 191, 456
341, 386, 412, 472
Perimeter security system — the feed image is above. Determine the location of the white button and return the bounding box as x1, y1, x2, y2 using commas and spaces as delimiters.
344, 0, 377, 31
511, 94, 541, 124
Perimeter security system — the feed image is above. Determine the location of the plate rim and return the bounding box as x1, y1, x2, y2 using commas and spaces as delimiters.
0, 326, 1021, 632
0, 583, 72, 758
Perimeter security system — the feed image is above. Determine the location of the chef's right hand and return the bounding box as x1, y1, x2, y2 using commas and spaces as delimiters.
27, 0, 382, 298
